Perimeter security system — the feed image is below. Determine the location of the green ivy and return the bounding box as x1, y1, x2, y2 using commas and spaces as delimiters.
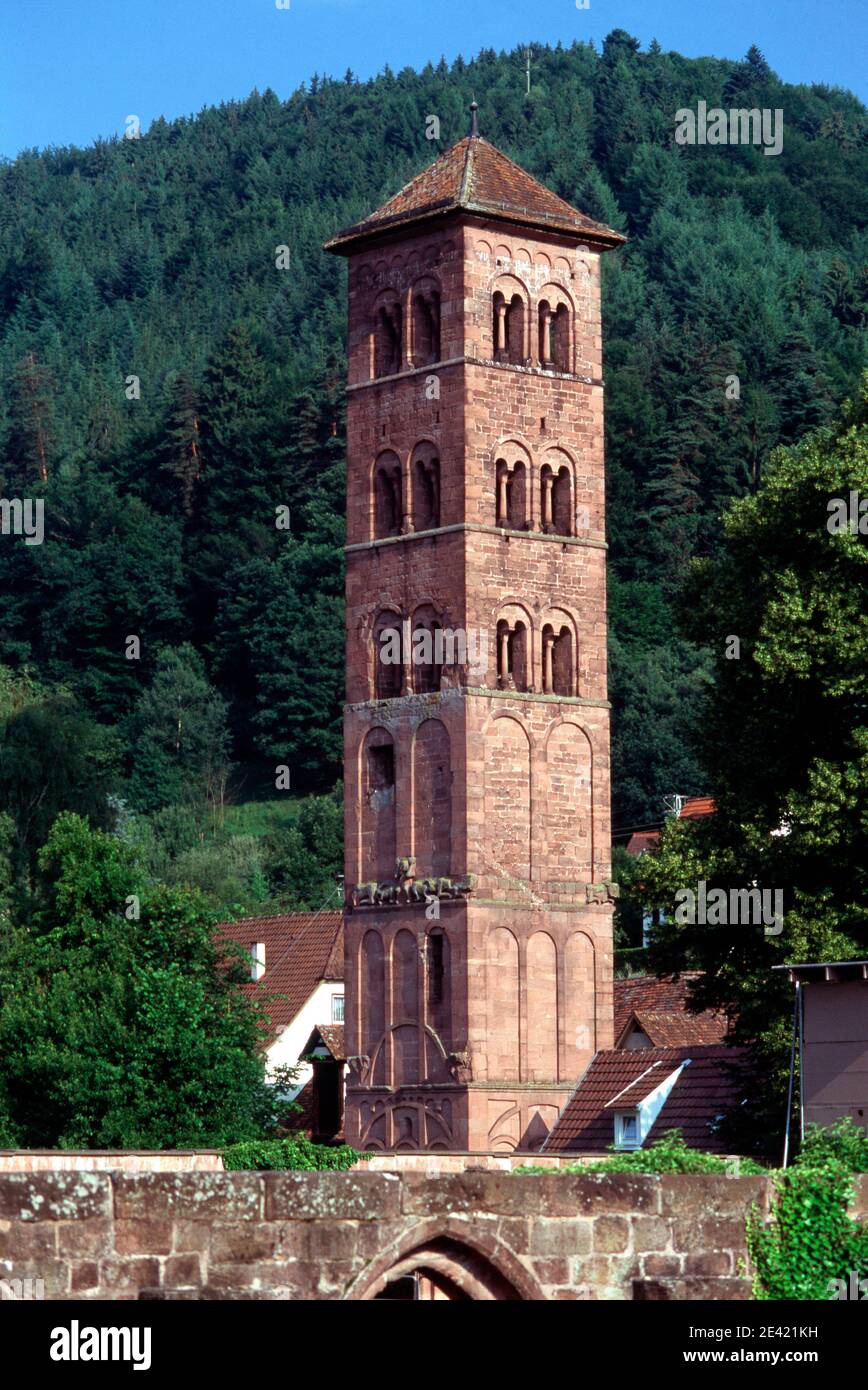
222, 1134, 364, 1171
747, 1159, 868, 1300
747, 1119, 868, 1300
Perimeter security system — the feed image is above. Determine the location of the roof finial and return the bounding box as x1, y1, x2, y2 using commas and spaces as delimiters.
469, 100, 479, 139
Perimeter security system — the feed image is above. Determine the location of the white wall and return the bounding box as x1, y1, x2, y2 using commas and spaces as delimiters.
265, 980, 344, 1097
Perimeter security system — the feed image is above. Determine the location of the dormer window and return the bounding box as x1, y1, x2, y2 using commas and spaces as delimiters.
250, 943, 266, 982
615, 1110, 640, 1149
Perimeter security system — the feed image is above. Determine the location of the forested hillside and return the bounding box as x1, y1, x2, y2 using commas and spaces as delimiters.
0, 30, 865, 913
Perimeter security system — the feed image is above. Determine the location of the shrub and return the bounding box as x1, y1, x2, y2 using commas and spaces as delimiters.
796, 1117, 868, 1173
222, 1134, 363, 1171
516, 1130, 765, 1175
747, 1160, 868, 1299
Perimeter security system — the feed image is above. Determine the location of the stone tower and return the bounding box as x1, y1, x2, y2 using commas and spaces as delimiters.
324, 114, 624, 1153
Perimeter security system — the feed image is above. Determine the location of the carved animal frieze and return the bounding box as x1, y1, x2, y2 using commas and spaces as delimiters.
585, 881, 620, 904
351, 871, 477, 908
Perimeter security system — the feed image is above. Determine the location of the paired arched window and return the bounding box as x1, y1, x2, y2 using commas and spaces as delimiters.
494, 451, 574, 536
369, 277, 442, 380
371, 606, 445, 699
491, 282, 574, 372
372, 447, 440, 539
493, 610, 578, 696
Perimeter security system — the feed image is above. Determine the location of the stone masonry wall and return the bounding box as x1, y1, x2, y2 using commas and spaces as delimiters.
6, 1170, 862, 1301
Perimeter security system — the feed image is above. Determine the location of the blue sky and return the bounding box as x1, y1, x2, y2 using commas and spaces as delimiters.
2, 0, 865, 159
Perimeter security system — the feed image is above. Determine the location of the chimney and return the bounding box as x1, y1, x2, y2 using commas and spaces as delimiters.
251, 943, 266, 982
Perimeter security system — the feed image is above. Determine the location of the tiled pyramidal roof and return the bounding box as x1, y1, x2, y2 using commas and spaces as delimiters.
324, 135, 625, 252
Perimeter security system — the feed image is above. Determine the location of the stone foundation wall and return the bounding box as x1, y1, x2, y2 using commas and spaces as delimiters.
3, 1168, 847, 1302
5, 1168, 862, 1300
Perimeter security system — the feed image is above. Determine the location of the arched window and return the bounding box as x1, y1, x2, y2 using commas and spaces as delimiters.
375, 298, 402, 377
493, 292, 525, 365
411, 288, 440, 367
412, 452, 440, 531
540, 462, 572, 535
373, 610, 403, 699
542, 623, 574, 696
411, 606, 442, 694
496, 618, 529, 692
374, 456, 403, 538
496, 459, 527, 530
553, 303, 571, 371
538, 300, 553, 366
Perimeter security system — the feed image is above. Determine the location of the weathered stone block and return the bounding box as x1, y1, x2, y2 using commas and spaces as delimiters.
113, 1173, 263, 1222
592, 1215, 630, 1254
0, 1173, 110, 1223
114, 1219, 174, 1255
529, 1218, 592, 1256
264, 1172, 400, 1222
163, 1253, 203, 1287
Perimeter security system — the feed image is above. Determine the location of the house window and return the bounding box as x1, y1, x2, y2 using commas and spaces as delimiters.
615, 1111, 640, 1149
331, 994, 345, 1024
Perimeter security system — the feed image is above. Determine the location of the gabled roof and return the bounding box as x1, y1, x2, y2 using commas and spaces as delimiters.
219, 912, 343, 1041
546, 1044, 751, 1154
614, 974, 730, 1048
604, 1058, 685, 1108
324, 135, 625, 253
302, 1023, 347, 1062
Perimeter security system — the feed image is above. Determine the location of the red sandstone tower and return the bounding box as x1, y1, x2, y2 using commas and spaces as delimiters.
325, 110, 624, 1153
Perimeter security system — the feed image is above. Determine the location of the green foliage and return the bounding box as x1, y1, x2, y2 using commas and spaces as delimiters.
517, 1130, 765, 1175
796, 1117, 868, 1173
747, 1161, 868, 1300
261, 786, 344, 910
0, 813, 276, 1148
222, 1135, 363, 1171
638, 387, 868, 1143
0, 38, 863, 820
112, 787, 343, 918
0, 682, 121, 876
125, 644, 231, 814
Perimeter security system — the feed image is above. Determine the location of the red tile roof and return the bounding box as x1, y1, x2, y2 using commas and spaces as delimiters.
624, 830, 660, 856
623, 798, 717, 856
614, 974, 730, 1048
219, 912, 343, 1041
545, 1045, 751, 1154
324, 136, 625, 253
310, 1024, 347, 1062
